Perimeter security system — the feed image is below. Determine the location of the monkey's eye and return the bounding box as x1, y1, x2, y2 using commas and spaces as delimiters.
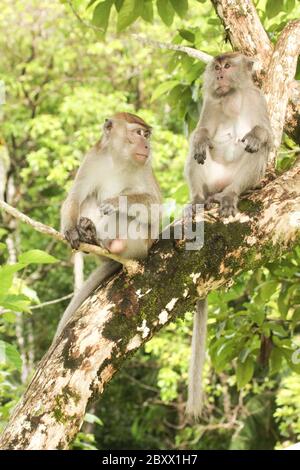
215, 64, 221, 71
136, 129, 144, 136
144, 131, 151, 139
224, 63, 231, 69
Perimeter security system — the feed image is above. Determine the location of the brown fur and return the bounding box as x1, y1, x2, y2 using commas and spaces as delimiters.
214, 51, 243, 63
96, 112, 152, 150
112, 112, 152, 130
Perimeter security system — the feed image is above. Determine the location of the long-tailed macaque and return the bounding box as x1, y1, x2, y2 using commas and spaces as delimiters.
185, 53, 273, 418
55, 112, 161, 339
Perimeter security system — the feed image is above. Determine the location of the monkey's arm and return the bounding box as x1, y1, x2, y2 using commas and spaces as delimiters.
61, 153, 99, 249
242, 89, 273, 153
192, 99, 218, 164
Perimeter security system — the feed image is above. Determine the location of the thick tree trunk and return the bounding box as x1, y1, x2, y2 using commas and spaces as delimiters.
0, 162, 299, 449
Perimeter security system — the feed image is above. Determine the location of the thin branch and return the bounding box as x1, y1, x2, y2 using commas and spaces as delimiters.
0, 200, 138, 270
30, 294, 74, 310
132, 35, 212, 63
65, 0, 105, 33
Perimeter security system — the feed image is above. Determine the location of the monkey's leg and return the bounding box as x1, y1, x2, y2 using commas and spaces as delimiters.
205, 192, 238, 217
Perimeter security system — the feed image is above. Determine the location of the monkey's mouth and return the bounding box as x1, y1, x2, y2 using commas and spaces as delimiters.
135, 153, 148, 163
215, 84, 230, 95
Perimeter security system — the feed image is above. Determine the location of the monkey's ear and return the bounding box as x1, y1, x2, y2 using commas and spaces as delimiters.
245, 56, 257, 72
103, 118, 113, 135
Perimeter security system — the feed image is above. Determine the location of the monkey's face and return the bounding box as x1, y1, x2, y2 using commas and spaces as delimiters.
104, 119, 151, 166
126, 123, 152, 165
207, 58, 241, 97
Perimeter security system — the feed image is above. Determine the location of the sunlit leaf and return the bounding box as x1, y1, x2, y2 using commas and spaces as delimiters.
19, 250, 58, 265
236, 356, 255, 389
0, 340, 22, 371
156, 0, 175, 27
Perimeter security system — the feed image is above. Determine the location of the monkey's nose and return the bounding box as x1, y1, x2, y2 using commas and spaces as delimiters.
217, 75, 224, 80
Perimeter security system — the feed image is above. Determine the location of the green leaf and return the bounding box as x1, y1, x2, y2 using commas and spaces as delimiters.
0, 340, 22, 371
282, 348, 300, 374
291, 307, 300, 327
265, 0, 284, 18
87, 0, 100, 8
258, 280, 278, 301
92, 0, 113, 32
19, 250, 58, 265
151, 80, 180, 102
0, 228, 8, 239
84, 413, 103, 426
141, 0, 154, 23
170, 0, 188, 18
286, 0, 295, 11
210, 337, 239, 372
178, 28, 195, 43
0, 263, 26, 296
2, 311, 17, 323
0, 294, 31, 313
0, 242, 6, 251
117, 0, 140, 32
114, 0, 124, 12
270, 346, 282, 374
156, 0, 175, 27
278, 283, 290, 318
236, 356, 255, 389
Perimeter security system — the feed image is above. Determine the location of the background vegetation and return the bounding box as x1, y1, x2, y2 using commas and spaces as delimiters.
0, 0, 299, 450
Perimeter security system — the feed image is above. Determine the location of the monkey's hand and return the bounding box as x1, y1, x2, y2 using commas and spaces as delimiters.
64, 227, 80, 250
193, 135, 213, 164
99, 200, 118, 217
241, 131, 261, 154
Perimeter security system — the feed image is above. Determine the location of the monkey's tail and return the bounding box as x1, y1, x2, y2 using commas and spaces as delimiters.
186, 298, 208, 419
54, 260, 120, 341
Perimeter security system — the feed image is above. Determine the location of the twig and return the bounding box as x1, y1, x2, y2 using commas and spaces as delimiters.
133, 35, 212, 63
65, 0, 105, 33
0, 200, 138, 270
30, 293, 74, 310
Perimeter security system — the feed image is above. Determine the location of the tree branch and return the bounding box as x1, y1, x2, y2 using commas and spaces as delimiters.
263, 20, 300, 154
0, 200, 138, 270
0, 161, 299, 449
132, 35, 212, 63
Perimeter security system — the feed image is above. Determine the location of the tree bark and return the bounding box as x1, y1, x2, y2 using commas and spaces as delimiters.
0, 161, 299, 449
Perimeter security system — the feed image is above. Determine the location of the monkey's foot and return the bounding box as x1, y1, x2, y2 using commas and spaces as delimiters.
205, 193, 238, 217
204, 195, 219, 211
78, 217, 98, 245
219, 194, 238, 217
65, 227, 80, 250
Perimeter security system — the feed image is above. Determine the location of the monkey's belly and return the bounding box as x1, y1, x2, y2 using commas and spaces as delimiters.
212, 121, 249, 163
211, 138, 246, 163
203, 158, 234, 193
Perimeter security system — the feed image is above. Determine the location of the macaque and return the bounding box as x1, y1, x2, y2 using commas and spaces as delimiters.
185, 53, 273, 418
55, 112, 161, 339
185, 52, 272, 217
